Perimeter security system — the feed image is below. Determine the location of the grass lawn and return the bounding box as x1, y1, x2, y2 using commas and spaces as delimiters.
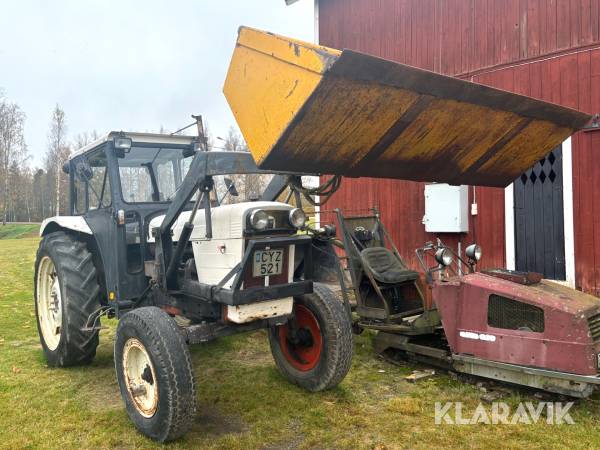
0, 223, 39, 240
1, 236, 600, 449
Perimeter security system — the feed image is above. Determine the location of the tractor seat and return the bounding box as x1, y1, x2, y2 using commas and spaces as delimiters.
360, 247, 419, 284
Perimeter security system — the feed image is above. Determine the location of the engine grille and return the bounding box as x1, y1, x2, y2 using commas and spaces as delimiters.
487, 295, 545, 332
587, 312, 600, 342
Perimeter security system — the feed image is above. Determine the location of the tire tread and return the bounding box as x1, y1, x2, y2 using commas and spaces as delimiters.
35, 231, 100, 366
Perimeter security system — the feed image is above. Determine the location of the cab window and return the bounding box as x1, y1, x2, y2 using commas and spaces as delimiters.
73, 150, 111, 213
117, 146, 194, 203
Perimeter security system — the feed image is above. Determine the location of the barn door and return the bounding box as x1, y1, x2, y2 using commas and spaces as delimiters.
513, 146, 565, 280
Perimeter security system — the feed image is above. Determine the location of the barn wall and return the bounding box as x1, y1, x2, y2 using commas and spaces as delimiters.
317, 0, 600, 292
319, 0, 600, 76
469, 49, 600, 295
319, 179, 505, 272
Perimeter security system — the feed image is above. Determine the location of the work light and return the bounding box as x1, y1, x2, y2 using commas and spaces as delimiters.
114, 136, 132, 151
465, 244, 482, 261
288, 208, 307, 229
435, 248, 453, 266
250, 209, 269, 230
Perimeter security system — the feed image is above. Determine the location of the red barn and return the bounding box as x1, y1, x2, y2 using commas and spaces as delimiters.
287, 0, 600, 295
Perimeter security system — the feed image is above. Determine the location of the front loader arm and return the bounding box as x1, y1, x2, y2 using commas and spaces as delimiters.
159, 151, 208, 237
156, 150, 283, 290
261, 175, 290, 202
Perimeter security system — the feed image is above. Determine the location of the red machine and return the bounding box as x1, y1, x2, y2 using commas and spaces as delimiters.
338, 210, 600, 397
435, 271, 600, 377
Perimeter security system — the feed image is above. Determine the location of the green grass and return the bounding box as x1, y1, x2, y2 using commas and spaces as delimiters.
0, 223, 39, 240
2, 236, 600, 449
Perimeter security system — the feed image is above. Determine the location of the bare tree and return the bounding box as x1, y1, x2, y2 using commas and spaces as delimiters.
74, 130, 100, 149
46, 105, 70, 216
0, 97, 27, 224
220, 126, 271, 202
221, 126, 246, 152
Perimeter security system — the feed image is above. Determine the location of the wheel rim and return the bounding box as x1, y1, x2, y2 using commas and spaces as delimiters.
36, 256, 63, 351
122, 338, 159, 418
278, 304, 323, 371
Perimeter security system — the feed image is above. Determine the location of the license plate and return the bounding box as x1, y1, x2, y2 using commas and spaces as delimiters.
253, 249, 284, 277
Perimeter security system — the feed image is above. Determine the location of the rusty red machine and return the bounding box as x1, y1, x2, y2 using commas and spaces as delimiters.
336, 210, 600, 397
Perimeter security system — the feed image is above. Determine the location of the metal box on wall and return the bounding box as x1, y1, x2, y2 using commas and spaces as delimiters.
423, 184, 468, 233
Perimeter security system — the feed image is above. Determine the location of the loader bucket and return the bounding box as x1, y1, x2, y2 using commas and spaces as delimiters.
224, 27, 591, 187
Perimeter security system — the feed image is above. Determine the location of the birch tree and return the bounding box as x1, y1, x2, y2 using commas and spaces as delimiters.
46, 105, 70, 216
0, 97, 26, 224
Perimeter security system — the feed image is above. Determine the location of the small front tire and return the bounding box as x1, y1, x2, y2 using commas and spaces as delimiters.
114, 307, 196, 442
268, 283, 354, 392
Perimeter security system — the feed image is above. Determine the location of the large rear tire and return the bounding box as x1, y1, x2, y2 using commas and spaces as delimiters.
34, 231, 100, 367
268, 283, 353, 392
114, 307, 196, 442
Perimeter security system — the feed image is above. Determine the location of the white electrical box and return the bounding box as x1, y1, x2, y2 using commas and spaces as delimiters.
423, 184, 469, 233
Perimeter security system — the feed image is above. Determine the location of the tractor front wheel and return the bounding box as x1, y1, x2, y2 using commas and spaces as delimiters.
268, 283, 353, 391
114, 307, 196, 442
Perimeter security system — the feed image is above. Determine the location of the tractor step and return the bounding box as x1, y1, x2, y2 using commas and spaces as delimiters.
81, 326, 109, 332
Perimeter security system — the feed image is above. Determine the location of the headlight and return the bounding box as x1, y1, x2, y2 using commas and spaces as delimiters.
114, 136, 132, 150
435, 248, 453, 266
465, 244, 482, 261
250, 209, 269, 230
289, 208, 307, 229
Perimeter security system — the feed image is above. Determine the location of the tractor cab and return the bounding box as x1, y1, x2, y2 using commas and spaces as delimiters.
58, 132, 199, 304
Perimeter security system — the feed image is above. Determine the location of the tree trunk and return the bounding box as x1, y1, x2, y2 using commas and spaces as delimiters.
55, 168, 60, 216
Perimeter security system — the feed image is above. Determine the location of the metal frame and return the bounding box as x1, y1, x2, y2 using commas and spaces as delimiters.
375, 332, 600, 398
336, 208, 426, 323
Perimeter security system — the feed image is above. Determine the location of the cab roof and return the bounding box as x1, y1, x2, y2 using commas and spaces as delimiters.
70, 131, 196, 159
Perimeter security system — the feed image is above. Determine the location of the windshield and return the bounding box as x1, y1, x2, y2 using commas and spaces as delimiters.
117, 146, 194, 203
212, 174, 274, 205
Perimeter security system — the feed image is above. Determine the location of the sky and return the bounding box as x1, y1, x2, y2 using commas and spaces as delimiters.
0, 0, 314, 166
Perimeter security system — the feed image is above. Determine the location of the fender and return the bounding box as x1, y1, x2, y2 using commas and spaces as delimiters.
40, 216, 93, 236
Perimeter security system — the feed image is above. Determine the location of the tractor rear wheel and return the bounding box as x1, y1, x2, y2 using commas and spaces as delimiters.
268, 283, 353, 392
34, 231, 100, 366
114, 307, 196, 442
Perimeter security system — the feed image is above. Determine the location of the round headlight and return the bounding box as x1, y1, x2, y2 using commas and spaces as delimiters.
435, 248, 453, 266
465, 244, 482, 261
249, 209, 269, 230
289, 208, 307, 229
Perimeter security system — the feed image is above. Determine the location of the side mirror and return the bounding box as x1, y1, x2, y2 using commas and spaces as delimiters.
75, 161, 94, 181
62, 162, 70, 174
224, 178, 239, 197
182, 147, 195, 158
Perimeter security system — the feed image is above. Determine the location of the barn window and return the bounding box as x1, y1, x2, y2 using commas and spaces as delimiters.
487, 295, 544, 332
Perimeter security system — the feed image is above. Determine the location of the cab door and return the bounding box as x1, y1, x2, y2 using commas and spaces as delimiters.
70, 145, 118, 305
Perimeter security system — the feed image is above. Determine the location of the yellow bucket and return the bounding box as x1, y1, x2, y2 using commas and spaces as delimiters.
223, 27, 590, 187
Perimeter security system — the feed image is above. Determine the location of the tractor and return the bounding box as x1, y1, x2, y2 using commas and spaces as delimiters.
34, 129, 353, 442
34, 25, 596, 441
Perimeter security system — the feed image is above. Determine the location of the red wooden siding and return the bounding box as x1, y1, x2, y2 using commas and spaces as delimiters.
467, 49, 600, 294
318, 0, 600, 293
320, 180, 505, 272
319, 0, 600, 76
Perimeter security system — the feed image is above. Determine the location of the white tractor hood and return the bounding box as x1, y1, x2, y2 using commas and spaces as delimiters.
147, 201, 293, 242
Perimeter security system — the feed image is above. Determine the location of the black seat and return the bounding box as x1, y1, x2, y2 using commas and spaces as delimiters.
360, 247, 419, 284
